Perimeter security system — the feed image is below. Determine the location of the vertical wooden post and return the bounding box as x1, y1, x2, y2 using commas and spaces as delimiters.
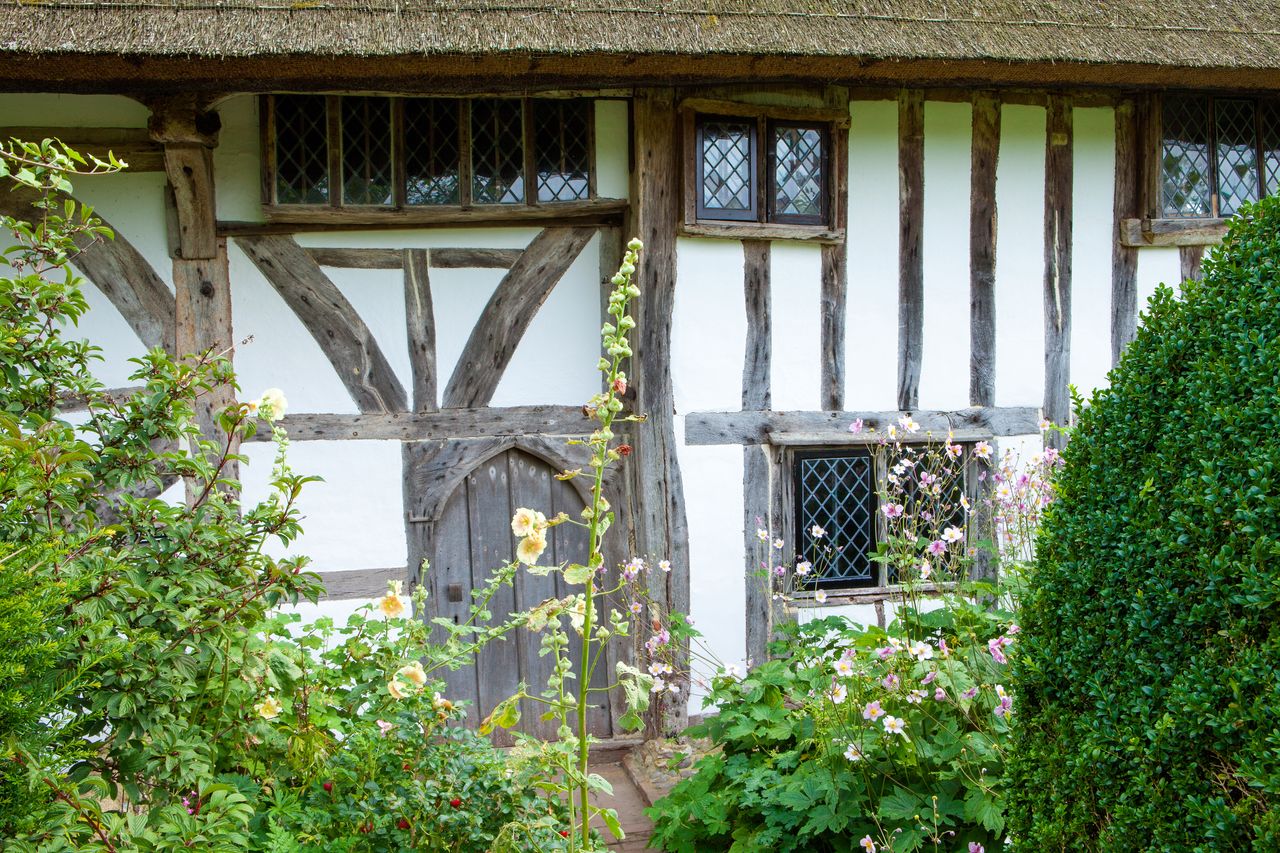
1112, 98, 1140, 366
627, 88, 690, 736
151, 99, 238, 495
741, 239, 773, 666
970, 92, 1000, 408
404, 249, 439, 413
821, 87, 850, 412
898, 90, 925, 411
1043, 95, 1073, 447
1179, 245, 1205, 282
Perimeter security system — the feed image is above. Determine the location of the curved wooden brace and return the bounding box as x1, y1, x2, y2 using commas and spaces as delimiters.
0, 185, 176, 352
442, 226, 596, 409
235, 234, 408, 413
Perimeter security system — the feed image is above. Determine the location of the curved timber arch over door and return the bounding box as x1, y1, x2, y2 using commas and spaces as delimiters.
406, 439, 617, 744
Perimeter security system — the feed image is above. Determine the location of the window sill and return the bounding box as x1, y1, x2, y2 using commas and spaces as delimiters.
792, 582, 958, 607
680, 221, 844, 244
255, 198, 628, 229
1119, 217, 1229, 247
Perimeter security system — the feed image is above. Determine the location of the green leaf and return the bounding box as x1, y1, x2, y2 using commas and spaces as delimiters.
563, 563, 594, 584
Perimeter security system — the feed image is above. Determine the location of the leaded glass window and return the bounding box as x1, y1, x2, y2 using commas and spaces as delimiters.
341, 97, 394, 206
794, 450, 878, 588
770, 123, 827, 224
471, 98, 525, 205
696, 118, 756, 221
273, 94, 330, 205
534, 100, 591, 202
404, 98, 461, 206
1160, 94, 1280, 219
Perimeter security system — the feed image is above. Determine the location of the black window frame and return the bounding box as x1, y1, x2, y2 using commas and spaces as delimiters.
688, 111, 834, 230
262, 94, 596, 212
1158, 92, 1280, 220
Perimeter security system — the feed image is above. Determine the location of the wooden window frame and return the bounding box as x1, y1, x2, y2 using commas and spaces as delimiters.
261, 94, 607, 225
680, 98, 848, 243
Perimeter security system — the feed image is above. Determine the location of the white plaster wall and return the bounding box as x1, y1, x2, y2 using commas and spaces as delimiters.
993, 105, 1047, 409
594, 99, 630, 199
671, 238, 746, 413
1136, 246, 1182, 318
770, 242, 822, 411
213, 94, 264, 223
844, 99, 900, 410
918, 101, 972, 410
1071, 107, 1117, 399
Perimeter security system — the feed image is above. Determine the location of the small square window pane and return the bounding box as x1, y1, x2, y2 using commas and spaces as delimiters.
772, 125, 825, 220
794, 451, 878, 588
1161, 95, 1213, 218
340, 97, 394, 206
1215, 99, 1259, 217
274, 95, 329, 204
533, 100, 591, 203
699, 120, 754, 215
471, 99, 525, 205
404, 99, 461, 205
1261, 101, 1280, 198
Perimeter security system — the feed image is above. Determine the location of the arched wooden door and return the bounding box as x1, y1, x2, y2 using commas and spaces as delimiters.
430, 447, 613, 744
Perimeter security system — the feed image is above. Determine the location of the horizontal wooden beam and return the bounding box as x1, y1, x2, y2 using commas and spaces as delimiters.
679, 222, 844, 244
245, 406, 596, 442
683, 407, 1043, 446
304, 246, 524, 270
259, 197, 627, 228
1119, 217, 1229, 247
677, 96, 850, 127
0, 126, 165, 171
316, 566, 407, 600
220, 211, 620, 238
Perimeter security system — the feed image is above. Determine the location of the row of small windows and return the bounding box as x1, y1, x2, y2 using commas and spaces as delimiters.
1161, 94, 1280, 219
267, 95, 593, 208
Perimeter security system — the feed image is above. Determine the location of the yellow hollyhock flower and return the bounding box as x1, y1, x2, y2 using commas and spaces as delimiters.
516, 530, 548, 565
387, 679, 408, 699
510, 507, 547, 538
254, 696, 283, 720
397, 661, 427, 689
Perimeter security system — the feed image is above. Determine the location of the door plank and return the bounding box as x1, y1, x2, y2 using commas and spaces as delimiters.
433, 484, 480, 728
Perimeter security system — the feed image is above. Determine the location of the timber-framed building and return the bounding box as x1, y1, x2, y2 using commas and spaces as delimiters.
2, 0, 1277, 737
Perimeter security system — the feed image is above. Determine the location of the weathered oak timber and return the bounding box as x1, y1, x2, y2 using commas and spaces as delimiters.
242, 407, 595, 442
819, 242, 848, 411
236, 234, 408, 413
742, 240, 772, 410
316, 566, 407, 600
1043, 94, 1073, 444
678, 222, 844, 243
897, 89, 925, 411
970, 92, 1000, 407
0, 126, 165, 171
683, 407, 1042, 446
743, 444, 773, 665
304, 246, 524, 270
964, 451, 997, 586
163, 143, 218, 260
261, 197, 627, 227
403, 249, 439, 413
1118, 217, 1230, 247
1112, 99, 1140, 366
1180, 244, 1206, 282
628, 87, 690, 736
442, 226, 595, 409
0, 185, 175, 352
677, 97, 851, 127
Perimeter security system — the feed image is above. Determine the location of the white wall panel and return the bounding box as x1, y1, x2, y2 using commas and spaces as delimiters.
212, 94, 264, 223
844, 99, 900, 411
770, 242, 822, 411
918, 101, 972, 410
1071, 107, 1117, 399
595, 99, 630, 199
0, 93, 149, 127
994, 105, 1047, 408
1136, 246, 1182, 321
671, 237, 747, 413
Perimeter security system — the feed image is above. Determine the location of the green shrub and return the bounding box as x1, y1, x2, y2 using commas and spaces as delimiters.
1009, 196, 1280, 849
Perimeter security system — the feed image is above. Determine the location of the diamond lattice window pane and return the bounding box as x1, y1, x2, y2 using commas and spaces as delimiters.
471, 99, 525, 205
405, 98, 461, 205
1261, 101, 1280, 198
533, 100, 591, 202
700, 120, 754, 212
795, 452, 877, 587
772, 125, 824, 219
274, 95, 330, 204
1215, 99, 1260, 217
1162, 95, 1213, 218
340, 97, 393, 206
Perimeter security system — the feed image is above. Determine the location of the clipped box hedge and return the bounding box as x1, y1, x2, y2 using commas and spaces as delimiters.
1009, 196, 1280, 849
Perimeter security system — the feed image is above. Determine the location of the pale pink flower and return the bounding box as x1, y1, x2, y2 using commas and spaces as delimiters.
928, 540, 947, 556
848, 419, 864, 435
862, 700, 885, 721
882, 503, 904, 519
376, 719, 395, 736
882, 673, 900, 690
973, 441, 992, 460
860, 836, 876, 853
970, 844, 986, 853
934, 686, 947, 701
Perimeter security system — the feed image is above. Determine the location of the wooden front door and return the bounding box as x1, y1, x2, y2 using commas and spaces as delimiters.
428, 447, 613, 744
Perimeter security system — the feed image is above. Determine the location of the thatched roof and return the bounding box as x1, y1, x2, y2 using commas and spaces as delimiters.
2, 1, 1278, 93
4, 0, 1279, 68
